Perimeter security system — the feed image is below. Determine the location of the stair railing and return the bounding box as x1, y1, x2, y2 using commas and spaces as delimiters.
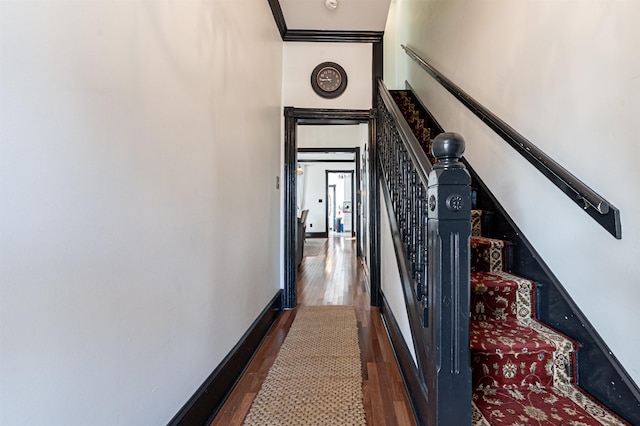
377, 79, 472, 425
401, 44, 621, 239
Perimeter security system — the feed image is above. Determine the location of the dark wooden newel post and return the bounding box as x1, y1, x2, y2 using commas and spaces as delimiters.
426, 132, 472, 426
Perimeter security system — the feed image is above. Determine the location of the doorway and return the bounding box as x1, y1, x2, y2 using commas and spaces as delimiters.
283, 108, 380, 309
296, 149, 358, 240
328, 184, 336, 233
326, 171, 354, 237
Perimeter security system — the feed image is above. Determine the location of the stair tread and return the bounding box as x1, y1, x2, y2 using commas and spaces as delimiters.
471, 270, 534, 287
470, 318, 575, 355
471, 235, 507, 246
473, 383, 631, 425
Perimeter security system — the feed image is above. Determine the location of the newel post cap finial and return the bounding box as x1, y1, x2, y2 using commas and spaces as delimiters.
432, 132, 465, 166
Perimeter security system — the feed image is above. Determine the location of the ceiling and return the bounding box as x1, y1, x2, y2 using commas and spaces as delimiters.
278, 0, 392, 32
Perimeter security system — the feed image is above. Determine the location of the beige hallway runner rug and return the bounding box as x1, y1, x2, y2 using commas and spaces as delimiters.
243, 305, 367, 425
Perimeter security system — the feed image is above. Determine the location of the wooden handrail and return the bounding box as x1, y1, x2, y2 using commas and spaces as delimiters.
377, 79, 433, 184
402, 44, 621, 239
376, 80, 472, 426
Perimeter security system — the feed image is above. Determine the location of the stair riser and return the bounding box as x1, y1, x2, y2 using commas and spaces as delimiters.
471, 239, 505, 273
471, 319, 577, 389
471, 272, 536, 321
472, 351, 555, 388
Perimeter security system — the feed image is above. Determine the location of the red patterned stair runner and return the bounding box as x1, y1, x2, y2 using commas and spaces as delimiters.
470, 211, 629, 425
389, 90, 630, 425
390, 91, 435, 164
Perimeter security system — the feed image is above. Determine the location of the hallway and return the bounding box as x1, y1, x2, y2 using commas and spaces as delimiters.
211, 237, 416, 425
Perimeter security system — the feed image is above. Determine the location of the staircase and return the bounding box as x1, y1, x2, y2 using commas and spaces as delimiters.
389, 90, 630, 426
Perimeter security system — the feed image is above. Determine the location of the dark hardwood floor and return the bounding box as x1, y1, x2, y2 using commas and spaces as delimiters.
210, 237, 416, 426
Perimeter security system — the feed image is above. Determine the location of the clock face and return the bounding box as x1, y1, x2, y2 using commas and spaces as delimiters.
311, 62, 347, 98
317, 67, 342, 92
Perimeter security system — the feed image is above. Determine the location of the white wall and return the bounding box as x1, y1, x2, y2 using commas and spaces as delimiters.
298, 124, 368, 149
383, 0, 398, 88
283, 42, 372, 109
380, 191, 417, 363
387, 0, 640, 385
360, 125, 371, 266
0, 1, 282, 424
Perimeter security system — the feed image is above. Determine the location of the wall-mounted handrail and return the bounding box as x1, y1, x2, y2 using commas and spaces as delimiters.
402, 44, 621, 239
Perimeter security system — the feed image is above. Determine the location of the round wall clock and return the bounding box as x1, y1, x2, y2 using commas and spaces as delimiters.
310, 62, 348, 99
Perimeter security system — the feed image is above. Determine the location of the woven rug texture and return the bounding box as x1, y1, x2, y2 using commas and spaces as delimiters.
243, 305, 366, 426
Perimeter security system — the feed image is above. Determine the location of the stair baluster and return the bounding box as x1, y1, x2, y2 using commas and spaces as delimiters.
377, 83, 473, 426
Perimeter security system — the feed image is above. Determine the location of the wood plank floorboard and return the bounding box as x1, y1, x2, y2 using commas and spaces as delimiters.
210, 237, 416, 426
